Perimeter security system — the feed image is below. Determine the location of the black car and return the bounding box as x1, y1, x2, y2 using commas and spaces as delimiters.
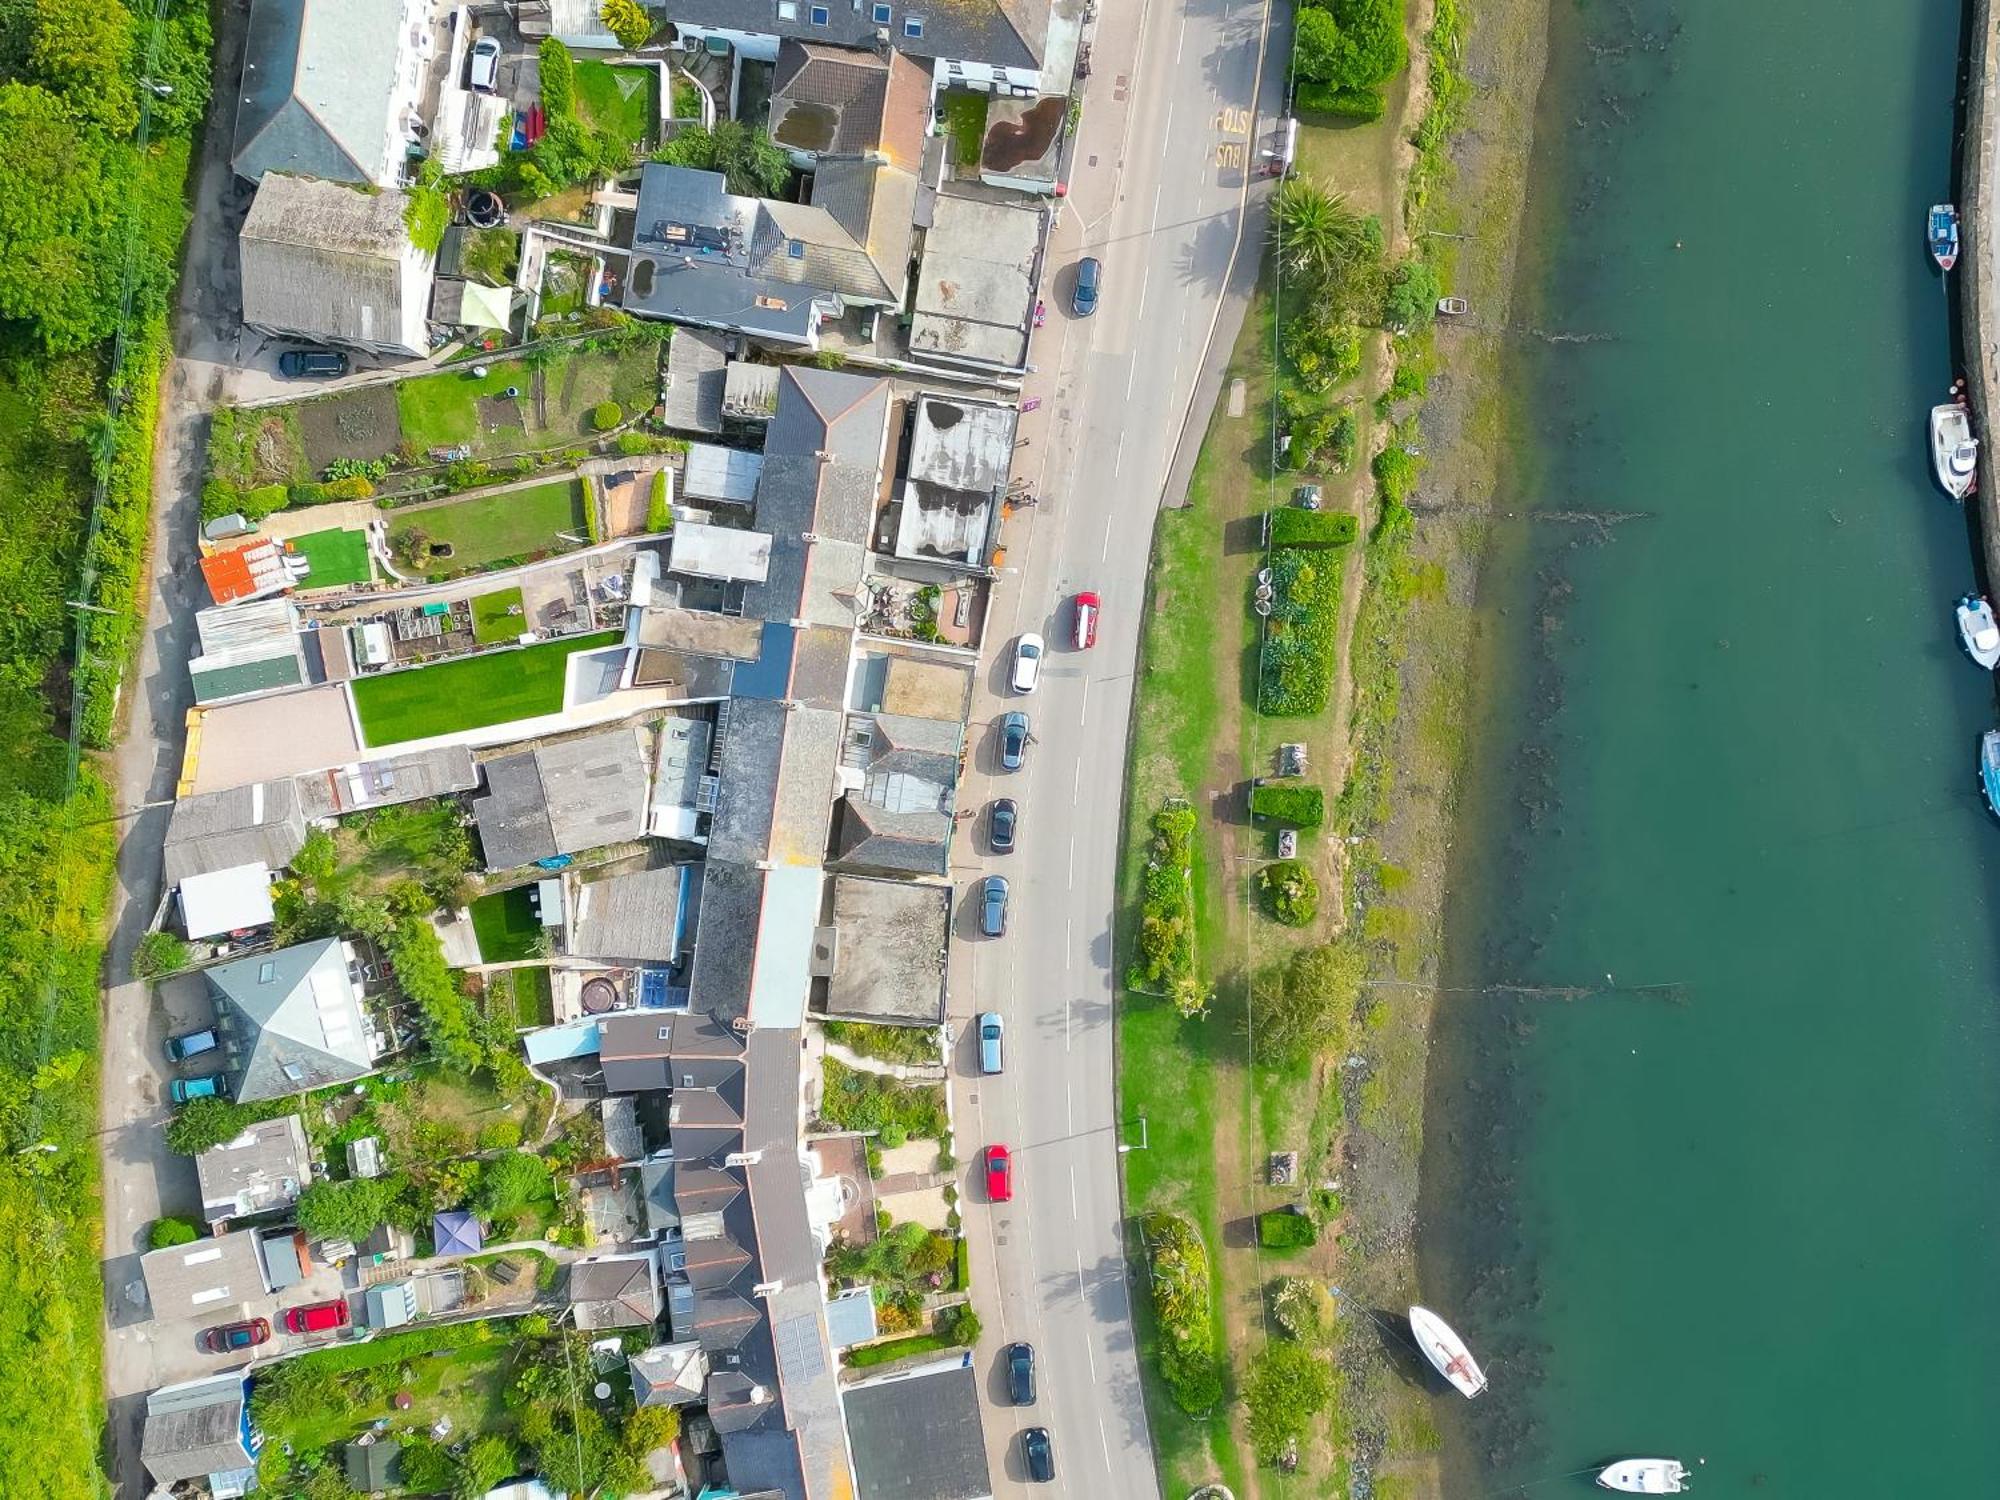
999, 711, 1029, 771
990, 797, 1018, 853
1006, 1342, 1036, 1405
1072, 256, 1101, 317
277, 348, 349, 379
1022, 1427, 1055, 1483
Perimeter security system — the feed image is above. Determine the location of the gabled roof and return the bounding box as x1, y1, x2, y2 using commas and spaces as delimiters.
205, 937, 373, 1101
231, 0, 407, 185
142, 1373, 257, 1485
141, 1231, 271, 1324
239, 174, 430, 355
571, 1254, 661, 1329
769, 42, 931, 165
195, 1113, 310, 1221
809, 156, 919, 303
750, 196, 902, 307
667, 1, 1051, 72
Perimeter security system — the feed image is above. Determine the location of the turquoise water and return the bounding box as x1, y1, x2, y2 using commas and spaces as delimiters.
1422, 1, 2000, 1491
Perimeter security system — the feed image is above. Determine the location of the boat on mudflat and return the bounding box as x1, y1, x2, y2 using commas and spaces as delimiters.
1933, 402, 1979, 500
1931, 203, 1961, 271
1959, 595, 2000, 669
1406, 1305, 1486, 1398
1597, 1458, 1689, 1494
1982, 730, 2000, 819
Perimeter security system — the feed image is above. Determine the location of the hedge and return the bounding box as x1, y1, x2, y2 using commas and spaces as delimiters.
1127, 800, 1204, 1015
1249, 783, 1325, 828
845, 1330, 953, 1369
1257, 545, 1342, 716
646, 470, 671, 532
1296, 81, 1385, 120
1143, 1212, 1223, 1413
1258, 1208, 1319, 1249
282, 1319, 504, 1375
1271, 507, 1359, 549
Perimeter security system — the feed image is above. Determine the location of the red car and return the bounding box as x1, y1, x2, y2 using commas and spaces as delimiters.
283, 1299, 350, 1334
1072, 591, 1100, 650
985, 1144, 1013, 1203
202, 1317, 270, 1354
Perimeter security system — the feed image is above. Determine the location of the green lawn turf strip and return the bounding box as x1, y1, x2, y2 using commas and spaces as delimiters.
418, 481, 585, 573
574, 60, 658, 146
352, 630, 622, 746
470, 886, 542, 962
470, 585, 527, 644
395, 345, 661, 458
290, 526, 371, 587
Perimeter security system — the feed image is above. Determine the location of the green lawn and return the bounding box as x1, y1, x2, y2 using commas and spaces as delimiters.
258, 1332, 517, 1457
484, 965, 555, 1029
470, 886, 544, 960
471, 585, 528, 644
351, 630, 622, 746
575, 60, 658, 146
396, 363, 531, 453
940, 89, 989, 167
395, 344, 661, 459
410, 480, 585, 575
290, 526, 372, 587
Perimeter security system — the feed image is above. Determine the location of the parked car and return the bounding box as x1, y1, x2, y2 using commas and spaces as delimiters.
979, 875, 1010, 937
468, 35, 503, 92
999, 711, 1030, 771
165, 1028, 218, 1062
276, 348, 348, 379
1010, 633, 1044, 694
1072, 256, 1101, 317
283, 1299, 350, 1334
1007, 1341, 1036, 1405
978, 1012, 1004, 1075
170, 1075, 222, 1103
984, 1144, 1013, 1203
989, 797, 1018, 853
202, 1318, 270, 1354
1072, 590, 1101, 650
1023, 1426, 1056, 1482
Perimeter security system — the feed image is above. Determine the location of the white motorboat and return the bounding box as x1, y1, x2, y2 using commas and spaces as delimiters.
1597, 1458, 1689, 1493
1407, 1305, 1486, 1398
1958, 594, 2000, 669
1932, 402, 1979, 499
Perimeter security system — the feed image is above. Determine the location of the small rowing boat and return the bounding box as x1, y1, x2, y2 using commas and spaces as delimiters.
1407, 1305, 1486, 1398
1931, 203, 1960, 271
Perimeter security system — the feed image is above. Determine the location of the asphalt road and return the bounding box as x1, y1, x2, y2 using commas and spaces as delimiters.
952, 0, 1284, 1491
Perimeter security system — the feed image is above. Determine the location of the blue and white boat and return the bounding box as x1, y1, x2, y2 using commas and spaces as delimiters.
1981, 730, 2000, 818
1931, 203, 1960, 271
1958, 595, 2000, 669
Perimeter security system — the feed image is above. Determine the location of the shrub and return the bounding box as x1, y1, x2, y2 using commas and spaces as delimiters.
297, 1176, 403, 1242
149, 1216, 198, 1250
323, 475, 375, 500
239, 482, 289, 521
1327, 407, 1359, 471
1257, 859, 1320, 927
1270, 508, 1358, 549
1296, 81, 1386, 120
477, 1152, 552, 1220
1272, 1276, 1335, 1340
591, 400, 623, 431
132, 929, 189, 979
947, 1304, 981, 1346
1249, 784, 1324, 827
1257, 1208, 1318, 1249
1281, 313, 1362, 392
817, 1059, 948, 1139
1382, 258, 1442, 330
1128, 800, 1204, 1013
601, 0, 653, 49
1257, 545, 1342, 716
1245, 1342, 1338, 1461
165, 1096, 257, 1155
1252, 939, 1366, 1066
539, 39, 576, 119
1142, 1212, 1223, 1413
1374, 438, 1423, 505
646, 470, 671, 531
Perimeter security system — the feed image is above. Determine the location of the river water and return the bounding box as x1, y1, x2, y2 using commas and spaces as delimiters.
1421, 0, 2000, 1492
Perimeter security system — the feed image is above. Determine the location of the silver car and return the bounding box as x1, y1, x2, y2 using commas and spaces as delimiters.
978, 1012, 1004, 1074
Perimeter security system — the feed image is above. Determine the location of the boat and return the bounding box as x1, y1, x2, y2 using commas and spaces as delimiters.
1437, 296, 1469, 316
1932, 402, 1980, 499
1597, 1458, 1689, 1494
1931, 203, 1961, 271
1407, 1306, 1486, 1398
1959, 595, 2000, 669
1982, 730, 2000, 819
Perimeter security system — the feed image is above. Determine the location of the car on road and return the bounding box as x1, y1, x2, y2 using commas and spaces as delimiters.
1022, 1426, 1055, 1482
283, 1299, 350, 1334
468, 35, 503, 92
979, 875, 1009, 937
1006, 1341, 1036, 1405
984, 1144, 1013, 1202
170, 1075, 222, 1103
978, 1012, 1004, 1074
165, 1028, 218, 1062
276, 348, 348, 379
202, 1318, 270, 1354
999, 711, 1029, 771
1010, 632, 1044, 694
989, 797, 1018, 853
1072, 256, 1101, 317
1072, 590, 1100, 649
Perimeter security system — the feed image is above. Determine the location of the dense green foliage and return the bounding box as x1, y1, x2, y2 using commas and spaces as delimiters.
1272, 1275, 1335, 1339
132, 927, 188, 977
822, 1020, 939, 1066
647, 469, 670, 531
475, 1150, 551, 1221
1128, 800, 1205, 1016
591, 398, 621, 430
827, 1219, 958, 1325
1258, 544, 1345, 716
1256, 859, 1320, 927
1256, 1207, 1319, 1249
1243, 1342, 1338, 1461
600, 0, 654, 50
1270, 507, 1359, 549
1251, 939, 1365, 1066
149, 1215, 197, 1249
1281, 311, 1362, 392
1249, 783, 1325, 827
166, 1094, 258, 1155
817, 1058, 947, 1142
297, 1175, 404, 1242
1382, 257, 1442, 330
1289, 0, 1405, 120
1142, 1212, 1224, 1413
651, 119, 792, 197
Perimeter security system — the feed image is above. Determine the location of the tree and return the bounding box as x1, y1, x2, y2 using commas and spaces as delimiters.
453, 1435, 516, 1500
1293, 6, 1341, 82
538, 38, 576, 118
145, 0, 216, 135
132, 929, 189, 978
1244, 1342, 1337, 1461
1251, 938, 1365, 1065
652, 119, 791, 197
601, 0, 654, 50
476, 1151, 551, 1221
149, 1216, 198, 1249
1381, 257, 1442, 330
165, 1095, 252, 1155
1319, 0, 1406, 91
1270, 177, 1377, 299
622, 1404, 682, 1457
296, 1176, 399, 1242
29, 0, 138, 135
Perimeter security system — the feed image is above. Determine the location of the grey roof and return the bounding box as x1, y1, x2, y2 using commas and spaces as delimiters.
571, 1254, 662, 1328
603, 1094, 646, 1159
844, 1361, 992, 1500
206, 937, 372, 1101
601, 1012, 676, 1094
805, 157, 918, 305
766, 365, 891, 471
749, 187, 907, 307
293, 743, 480, 818
142, 1373, 256, 1485
344, 1437, 403, 1491
769, 42, 931, 165
830, 712, 962, 876
664, 328, 730, 434
474, 728, 651, 869
709, 699, 788, 865
162, 779, 307, 885
239, 174, 429, 355
823, 876, 950, 1024
686, 860, 766, 1022
824, 1286, 878, 1348
642, 1157, 680, 1235
895, 394, 1015, 564
140, 1230, 270, 1324
572, 865, 689, 966
909, 192, 1044, 371
692, 1285, 761, 1350
666, 0, 1051, 72
195, 1113, 310, 1222
631, 1340, 709, 1407
673, 1162, 747, 1215
472, 751, 555, 868
232, 0, 407, 184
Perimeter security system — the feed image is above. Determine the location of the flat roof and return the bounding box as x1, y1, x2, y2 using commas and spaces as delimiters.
844, 1360, 991, 1500
179, 862, 276, 940
141, 1229, 270, 1322
683, 443, 765, 504
824, 876, 949, 1025
895, 395, 1016, 565
909, 195, 1043, 371
188, 685, 362, 795
670, 521, 773, 582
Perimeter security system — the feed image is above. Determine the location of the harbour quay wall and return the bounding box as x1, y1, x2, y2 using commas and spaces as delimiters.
1963, 0, 2000, 587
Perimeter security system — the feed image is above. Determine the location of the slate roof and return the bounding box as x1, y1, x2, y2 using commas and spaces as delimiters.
829, 712, 962, 877
844, 1361, 992, 1500
140, 1231, 269, 1324
750, 196, 901, 307
667, 0, 1052, 72
472, 727, 651, 869
471, 751, 557, 868
663, 327, 729, 434
163, 779, 307, 886
142, 1373, 257, 1485
239, 174, 430, 355
206, 937, 372, 1101
769, 42, 930, 165
602, 1012, 676, 1094
571, 1254, 662, 1329
630, 1340, 709, 1407
807, 156, 919, 304
231, 0, 407, 184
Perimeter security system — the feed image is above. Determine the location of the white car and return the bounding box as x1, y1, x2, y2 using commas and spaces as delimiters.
469, 36, 502, 93
1010, 632, 1044, 694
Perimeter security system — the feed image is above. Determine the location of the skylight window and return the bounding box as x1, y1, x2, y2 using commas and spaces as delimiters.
810, 3, 830, 24
904, 15, 925, 36
873, 3, 891, 20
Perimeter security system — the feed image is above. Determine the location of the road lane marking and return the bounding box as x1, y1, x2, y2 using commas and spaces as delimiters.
1113, 428, 1126, 472
1067, 834, 1076, 887
1176, 7, 1188, 61
1070, 1165, 1078, 1216
1099, 1416, 1113, 1477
